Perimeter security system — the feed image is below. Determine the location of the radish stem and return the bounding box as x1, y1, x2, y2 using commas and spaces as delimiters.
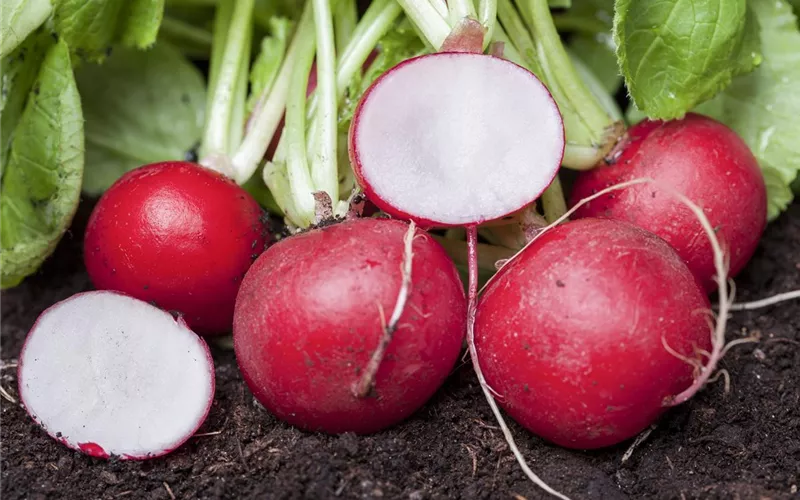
231, 4, 314, 185
497, 0, 543, 76
430, 0, 449, 19
310, 0, 340, 202
284, 24, 318, 227
513, 0, 621, 169
200, 0, 254, 172
448, 0, 478, 25
334, 0, 358, 54
541, 174, 567, 223
478, 0, 498, 47
397, 0, 451, 49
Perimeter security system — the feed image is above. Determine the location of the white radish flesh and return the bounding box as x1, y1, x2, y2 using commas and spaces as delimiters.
350, 52, 564, 226
17, 291, 215, 460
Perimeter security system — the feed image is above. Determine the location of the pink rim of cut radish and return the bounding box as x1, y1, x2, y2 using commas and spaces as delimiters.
17, 291, 215, 460
349, 52, 565, 228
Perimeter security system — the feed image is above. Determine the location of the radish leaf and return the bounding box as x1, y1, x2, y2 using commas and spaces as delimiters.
0, 0, 52, 58
615, 0, 762, 120
53, 0, 165, 62
0, 39, 83, 288
76, 42, 205, 195
695, 0, 800, 219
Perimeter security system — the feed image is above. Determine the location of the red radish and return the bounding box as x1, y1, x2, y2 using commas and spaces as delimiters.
17, 291, 215, 459
232, 217, 466, 434
475, 218, 711, 449
569, 113, 767, 292
84, 161, 268, 335
349, 52, 565, 228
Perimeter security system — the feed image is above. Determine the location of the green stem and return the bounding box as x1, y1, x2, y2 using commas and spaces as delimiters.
231, 4, 314, 185
478, 0, 498, 48
397, 0, 451, 49
284, 26, 318, 227
516, 0, 619, 169
309, 0, 339, 201
199, 0, 254, 172
552, 14, 609, 35
540, 173, 567, 223
335, 0, 401, 98
334, 0, 358, 54
304, 0, 401, 165
159, 16, 213, 49
448, 0, 477, 25
490, 24, 524, 63
430, 0, 449, 19
497, 0, 543, 75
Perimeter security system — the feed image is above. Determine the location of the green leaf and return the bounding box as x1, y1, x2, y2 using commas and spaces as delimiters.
695, 0, 800, 220
247, 17, 292, 113
119, 0, 166, 48
614, 0, 762, 120
1, 30, 53, 171
53, 0, 165, 62
75, 42, 204, 195
0, 0, 53, 58
1, 39, 83, 288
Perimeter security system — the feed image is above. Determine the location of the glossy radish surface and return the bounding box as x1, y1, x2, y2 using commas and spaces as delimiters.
233, 218, 466, 434
570, 113, 767, 292
84, 161, 268, 335
17, 291, 215, 460
349, 52, 565, 227
475, 218, 711, 449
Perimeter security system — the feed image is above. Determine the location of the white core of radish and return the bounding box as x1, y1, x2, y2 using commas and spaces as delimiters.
18, 291, 214, 459
353, 53, 564, 226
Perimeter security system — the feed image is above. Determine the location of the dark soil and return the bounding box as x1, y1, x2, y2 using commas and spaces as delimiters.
2, 202, 799, 500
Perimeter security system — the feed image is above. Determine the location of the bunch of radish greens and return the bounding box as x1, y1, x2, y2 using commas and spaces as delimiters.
3, 0, 800, 496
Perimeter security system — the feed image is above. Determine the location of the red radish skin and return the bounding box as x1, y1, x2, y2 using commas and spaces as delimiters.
233, 218, 466, 434
475, 218, 711, 450
84, 161, 268, 335
349, 52, 565, 228
18, 291, 215, 460
570, 113, 767, 292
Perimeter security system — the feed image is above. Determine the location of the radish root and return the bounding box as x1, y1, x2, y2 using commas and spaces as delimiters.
729, 289, 800, 311
353, 220, 417, 398
465, 225, 571, 500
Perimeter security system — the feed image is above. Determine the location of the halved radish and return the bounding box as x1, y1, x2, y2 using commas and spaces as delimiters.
17, 291, 215, 460
349, 52, 565, 227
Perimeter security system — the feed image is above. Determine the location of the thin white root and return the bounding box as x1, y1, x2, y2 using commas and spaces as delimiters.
1, 360, 18, 370
353, 220, 416, 398
465, 226, 571, 500
0, 384, 18, 405
728, 290, 800, 311
621, 425, 656, 463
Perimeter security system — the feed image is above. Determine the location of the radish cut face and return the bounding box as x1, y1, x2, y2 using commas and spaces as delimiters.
350, 53, 565, 226
18, 291, 215, 460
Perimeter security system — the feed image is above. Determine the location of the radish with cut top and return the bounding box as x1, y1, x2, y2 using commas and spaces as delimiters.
232, 217, 466, 434
349, 52, 565, 228
18, 291, 215, 459
475, 218, 711, 449
84, 161, 269, 335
